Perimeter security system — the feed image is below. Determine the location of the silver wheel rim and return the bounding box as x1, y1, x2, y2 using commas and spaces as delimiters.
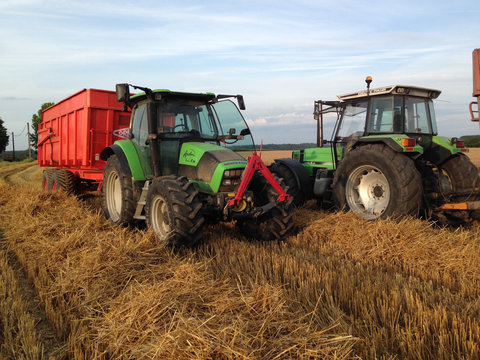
345, 165, 390, 220
106, 171, 122, 222
150, 195, 170, 240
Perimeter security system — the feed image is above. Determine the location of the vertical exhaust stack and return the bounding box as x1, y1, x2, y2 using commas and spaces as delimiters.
471, 49, 480, 123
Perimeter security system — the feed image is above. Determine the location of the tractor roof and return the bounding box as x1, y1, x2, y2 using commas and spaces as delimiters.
337, 85, 441, 101
130, 89, 216, 102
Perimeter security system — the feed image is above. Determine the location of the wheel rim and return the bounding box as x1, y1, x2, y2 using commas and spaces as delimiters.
345, 165, 390, 220
150, 195, 170, 240
52, 180, 57, 192
106, 171, 122, 222
43, 176, 48, 191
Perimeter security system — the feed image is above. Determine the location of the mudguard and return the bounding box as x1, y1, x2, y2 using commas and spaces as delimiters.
273, 158, 313, 198
100, 143, 146, 181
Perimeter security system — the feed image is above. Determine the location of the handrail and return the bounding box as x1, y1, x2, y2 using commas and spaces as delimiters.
469, 101, 479, 122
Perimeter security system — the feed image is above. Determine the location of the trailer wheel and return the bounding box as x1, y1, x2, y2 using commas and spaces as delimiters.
332, 144, 422, 220
237, 174, 294, 241
52, 170, 77, 195
103, 155, 136, 225
145, 176, 204, 247
269, 162, 306, 207
440, 154, 480, 220
42, 170, 53, 191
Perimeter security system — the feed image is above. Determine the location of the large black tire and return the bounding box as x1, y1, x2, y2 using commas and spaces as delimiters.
52, 170, 77, 195
332, 144, 423, 220
237, 173, 294, 241
440, 154, 480, 220
42, 170, 53, 191
103, 155, 136, 226
145, 176, 204, 247
269, 162, 306, 207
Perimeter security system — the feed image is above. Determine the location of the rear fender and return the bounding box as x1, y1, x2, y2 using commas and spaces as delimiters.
273, 158, 313, 198
100, 141, 146, 181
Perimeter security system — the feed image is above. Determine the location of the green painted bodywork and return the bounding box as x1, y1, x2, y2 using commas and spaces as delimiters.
113, 140, 149, 180
292, 147, 337, 175
432, 136, 468, 155
179, 142, 248, 194
178, 142, 227, 166
293, 134, 467, 176
113, 139, 248, 194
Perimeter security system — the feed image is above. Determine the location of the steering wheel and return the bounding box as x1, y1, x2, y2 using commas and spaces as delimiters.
174, 124, 188, 131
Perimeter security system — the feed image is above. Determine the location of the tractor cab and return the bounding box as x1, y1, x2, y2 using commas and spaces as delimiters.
331, 85, 441, 164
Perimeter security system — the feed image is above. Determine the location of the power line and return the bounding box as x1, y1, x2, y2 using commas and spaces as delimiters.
14, 124, 27, 137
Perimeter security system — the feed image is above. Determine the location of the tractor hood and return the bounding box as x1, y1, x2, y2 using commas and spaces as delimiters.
177, 142, 248, 193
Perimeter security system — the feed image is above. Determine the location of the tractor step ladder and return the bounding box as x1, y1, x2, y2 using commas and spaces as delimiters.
133, 181, 149, 220
470, 101, 479, 122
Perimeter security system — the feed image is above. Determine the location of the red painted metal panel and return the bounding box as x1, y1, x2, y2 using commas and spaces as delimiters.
474, 49, 480, 97
37, 89, 132, 181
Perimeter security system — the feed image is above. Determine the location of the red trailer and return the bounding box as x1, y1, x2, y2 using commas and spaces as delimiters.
38, 88, 131, 192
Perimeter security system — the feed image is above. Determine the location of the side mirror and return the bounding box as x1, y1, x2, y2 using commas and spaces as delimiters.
116, 83, 130, 103
240, 128, 251, 136
237, 95, 246, 110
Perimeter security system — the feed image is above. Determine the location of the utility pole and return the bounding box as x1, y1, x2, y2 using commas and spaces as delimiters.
27, 122, 31, 159
11, 132, 15, 161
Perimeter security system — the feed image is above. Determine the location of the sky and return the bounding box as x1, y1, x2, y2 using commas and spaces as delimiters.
1, 0, 479, 151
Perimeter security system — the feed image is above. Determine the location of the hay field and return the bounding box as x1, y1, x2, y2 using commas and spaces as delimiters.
0, 154, 480, 359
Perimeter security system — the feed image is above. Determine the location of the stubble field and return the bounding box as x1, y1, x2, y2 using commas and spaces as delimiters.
1, 149, 480, 359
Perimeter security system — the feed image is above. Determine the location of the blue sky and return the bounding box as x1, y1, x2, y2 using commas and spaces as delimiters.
1, 0, 479, 150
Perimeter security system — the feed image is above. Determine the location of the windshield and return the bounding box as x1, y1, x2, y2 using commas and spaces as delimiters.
154, 99, 254, 151
211, 100, 255, 151
367, 95, 435, 135
156, 99, 218, 139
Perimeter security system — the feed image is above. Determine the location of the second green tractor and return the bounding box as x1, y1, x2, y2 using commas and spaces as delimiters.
271, 78, 480, 225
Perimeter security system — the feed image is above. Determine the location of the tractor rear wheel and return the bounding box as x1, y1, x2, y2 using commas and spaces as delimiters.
332, 144, 422, 220
103, 155, 136, 226
145, 176, 204, 247
440, 154, 480, 220
237, 173, 294, 241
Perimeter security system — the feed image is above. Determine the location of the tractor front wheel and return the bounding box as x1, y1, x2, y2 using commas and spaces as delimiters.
332, 144, 422, 220
103, 155, 136, 226
237, 173, 294, 241
269, 162, 306, 207
145, 176, 204, 247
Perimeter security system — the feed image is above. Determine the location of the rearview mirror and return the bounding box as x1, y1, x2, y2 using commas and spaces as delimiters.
237, 95, 246, 110
116, 83, 130, 103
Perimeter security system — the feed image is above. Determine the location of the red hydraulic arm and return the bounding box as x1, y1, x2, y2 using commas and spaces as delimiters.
228, 151, 289, 207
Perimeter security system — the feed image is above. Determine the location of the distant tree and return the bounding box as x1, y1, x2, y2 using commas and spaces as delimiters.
0, 116, 9, 154
30, 102, 54, 149
466, 137, 480, 147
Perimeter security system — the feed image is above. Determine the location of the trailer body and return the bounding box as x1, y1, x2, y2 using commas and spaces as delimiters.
38, 89, 131, 187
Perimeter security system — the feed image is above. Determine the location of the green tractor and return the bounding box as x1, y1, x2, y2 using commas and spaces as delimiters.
271, 78, 480, 224
100, 84, 294, 246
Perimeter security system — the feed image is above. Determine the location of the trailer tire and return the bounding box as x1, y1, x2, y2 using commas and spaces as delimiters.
103, 155, 136, 226
332, 144, 422, 220
145, 176, 204, 247
269, 162, 306, 207
52, 170, 77, 195
237, 174, 294, 241
440, 154, 480, 220
42, 170, 53, 191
